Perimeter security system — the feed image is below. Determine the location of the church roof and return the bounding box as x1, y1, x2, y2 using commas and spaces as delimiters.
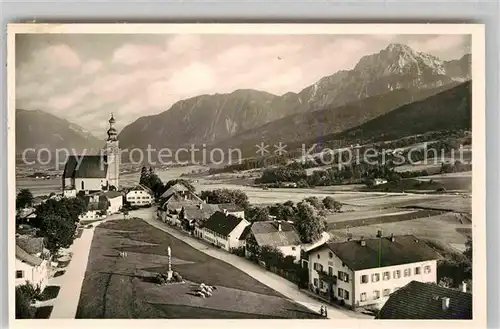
63, 155, 108, 179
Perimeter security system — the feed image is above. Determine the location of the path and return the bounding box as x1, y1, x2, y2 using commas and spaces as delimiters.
134, 208, 370, 319
49, 213, 123, 318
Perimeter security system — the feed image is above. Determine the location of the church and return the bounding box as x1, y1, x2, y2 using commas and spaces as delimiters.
62, 114, 121, 197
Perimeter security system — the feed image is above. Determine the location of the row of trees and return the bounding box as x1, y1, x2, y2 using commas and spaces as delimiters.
245, 196, 341, 244
199, 188, 250, 209
256, 163, 406, 187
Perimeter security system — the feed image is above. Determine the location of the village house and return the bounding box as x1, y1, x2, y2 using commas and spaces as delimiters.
216, 203, 246, 219
376, 281, 472, 319
15, 244, 49, 290
78, 191, 123, 220
126, 184, 153, 207
159, 183, 202, 204
181, 203, 220, 231
306, 234, 440, 310
195, 211, 250, 251
243, 220, 302, 262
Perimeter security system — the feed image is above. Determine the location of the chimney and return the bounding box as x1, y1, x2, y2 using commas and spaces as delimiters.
360, 236, 366, 247
198, 203, 202, 210
377, 229, 383, 238
441, 297, 450, 311
223, 209, 228, 215
461, 281, 467, 293
390, 233, 395, 242
277, 221, 282, 232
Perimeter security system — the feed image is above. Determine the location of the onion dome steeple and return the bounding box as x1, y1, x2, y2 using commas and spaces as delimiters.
107, 113, 118, 141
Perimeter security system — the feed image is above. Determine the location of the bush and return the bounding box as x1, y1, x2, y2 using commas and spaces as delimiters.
230, 246, 246, 257
15, 287, 35, 319
17, 282, 42, 302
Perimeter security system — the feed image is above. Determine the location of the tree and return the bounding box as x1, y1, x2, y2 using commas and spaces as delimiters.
293, 201, 327, 244
15, 287, 35, 319
438, 276, 454, 288
38, 214, 77, 254
304, 196, 323, 209
16, 189, 34, 210
322, 196, 342, 212
245, 206, 270, 222
199, 189, 250, 209
62, 197, 87, 222
463, 237, 473, 278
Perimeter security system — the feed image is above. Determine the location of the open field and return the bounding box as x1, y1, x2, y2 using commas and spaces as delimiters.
326, 209, 445, 230
76, 218, 322, 319
328, 212, 471, 251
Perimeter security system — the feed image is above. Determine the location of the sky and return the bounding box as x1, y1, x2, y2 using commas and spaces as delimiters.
16, 33, 471, 137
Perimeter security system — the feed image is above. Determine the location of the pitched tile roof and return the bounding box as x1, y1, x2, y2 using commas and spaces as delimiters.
16, 236, 45, 255
104, 191, 123, 199
249, 221, 302, 247
165, 199, 199, 211
63, 155, 108, 179
160, 184, 188, 198
238, 225, 252, 240
201, 211, 246, 236
183, 204, 220, 220
376, 281, 472, 319
16, 245, 43, 267
317, 235, 440, 271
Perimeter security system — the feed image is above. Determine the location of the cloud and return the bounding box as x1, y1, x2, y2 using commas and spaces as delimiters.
82, 60, 103, 75
112, 44, 166, 65
48, 86, 91, 110
407, 35, 469, 56
41, 44, 81, 68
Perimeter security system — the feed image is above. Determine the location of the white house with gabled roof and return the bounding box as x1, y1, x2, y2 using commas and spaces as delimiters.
306, 234, 440, 310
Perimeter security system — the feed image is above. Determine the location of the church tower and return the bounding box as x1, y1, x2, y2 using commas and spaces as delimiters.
105, 113, 120, 189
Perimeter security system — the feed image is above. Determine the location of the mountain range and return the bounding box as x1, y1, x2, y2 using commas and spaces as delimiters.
16, 43, 472, 155
16, 109, 103, 153
117, 43, 471, 150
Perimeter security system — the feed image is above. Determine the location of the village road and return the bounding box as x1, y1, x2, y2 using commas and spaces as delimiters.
135, 208, 371, 320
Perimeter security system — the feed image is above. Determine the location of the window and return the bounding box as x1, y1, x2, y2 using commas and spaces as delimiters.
16, 270, 23, 279
338, 288, 343, 297
291, 246, 296, 251
383, 289, 391, 297
361, 275, 369, 284
317, 254, 321, 259
383, 271, 390, 281
415, 266, 421, 275
338, 271, 349, 282
344, 290, 350, 300
424, 265, 431, 274
314, 278, 319, 287
373, 290, 380, 300
360, 293, 367, 302
393, 270, 401, 279
319, 280, 324, 289
328, 266, 333, 276
314, 263, 323, 272
371, 273, 380, 282
328, 252, 333, 259
404, 268, 411, 277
